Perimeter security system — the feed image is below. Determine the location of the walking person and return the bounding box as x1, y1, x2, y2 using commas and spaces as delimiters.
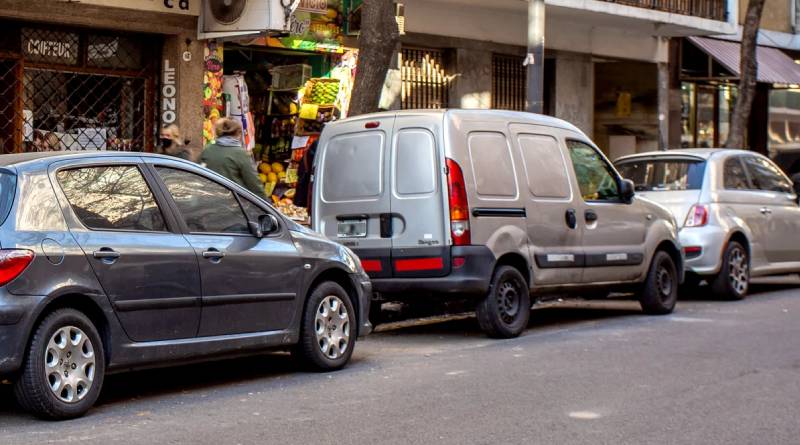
160, 124, 194, 161
202, 118, 267, 199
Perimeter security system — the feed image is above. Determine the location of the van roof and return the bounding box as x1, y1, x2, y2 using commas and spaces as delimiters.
330, 109, 587, 137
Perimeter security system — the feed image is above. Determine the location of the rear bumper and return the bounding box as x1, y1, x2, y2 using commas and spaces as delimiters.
0, 292, 44, 375
370, 246, 495, 296
680, 226, 726, 276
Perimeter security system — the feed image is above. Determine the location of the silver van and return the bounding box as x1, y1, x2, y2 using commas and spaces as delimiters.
313, 110, 683, 338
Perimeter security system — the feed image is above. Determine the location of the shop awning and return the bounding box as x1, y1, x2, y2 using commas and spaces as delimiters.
688, 36, 800, 85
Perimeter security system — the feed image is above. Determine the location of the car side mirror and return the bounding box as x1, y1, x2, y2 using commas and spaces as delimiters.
620, 179, 635, 203
249, 214, 278, 238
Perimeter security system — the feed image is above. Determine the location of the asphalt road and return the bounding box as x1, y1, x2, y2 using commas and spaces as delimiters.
2, 278, 800, 444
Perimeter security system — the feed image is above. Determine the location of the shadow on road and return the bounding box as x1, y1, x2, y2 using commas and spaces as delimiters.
678, 275, 800, 301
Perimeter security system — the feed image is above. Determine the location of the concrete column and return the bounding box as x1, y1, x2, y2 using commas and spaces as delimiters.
657, 62, 669, 150
554, 52, 593, 136
162, 34, 205, 155
451, 48, 492, 109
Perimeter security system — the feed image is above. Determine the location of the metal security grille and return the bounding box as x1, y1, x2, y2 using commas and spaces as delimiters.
400, 48, 450, 109
0, 24, 157, 154
492, 54, 526, 111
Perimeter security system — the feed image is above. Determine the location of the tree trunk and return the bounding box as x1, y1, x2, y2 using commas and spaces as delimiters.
726, 0, 766, 149
348, 0, 400, 117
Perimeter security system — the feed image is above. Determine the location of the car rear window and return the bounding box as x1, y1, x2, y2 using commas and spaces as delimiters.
0, 169, 17, 226
616, 159, 706, 191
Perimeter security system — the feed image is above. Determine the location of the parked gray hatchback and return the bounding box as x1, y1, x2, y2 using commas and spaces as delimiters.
0, 152, 371, 419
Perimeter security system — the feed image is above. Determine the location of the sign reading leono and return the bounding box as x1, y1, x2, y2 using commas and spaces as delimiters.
162, 59, 178, 125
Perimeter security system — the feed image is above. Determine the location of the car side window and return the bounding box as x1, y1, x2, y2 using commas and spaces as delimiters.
56, 165, 167, 232
155, 167, 250, 234
566, 140, 620, 201
239, 195, 268, 222
742, 156, 793, 193
723, 157, 750, 190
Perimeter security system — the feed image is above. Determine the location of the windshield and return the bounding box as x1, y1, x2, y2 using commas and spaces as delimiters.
616, 159, 706, 192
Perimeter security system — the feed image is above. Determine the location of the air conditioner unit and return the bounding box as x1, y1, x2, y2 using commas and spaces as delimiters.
199, 0, 299, 40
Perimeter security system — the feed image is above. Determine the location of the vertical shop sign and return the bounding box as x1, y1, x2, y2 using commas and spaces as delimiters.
162, 59, 178, 125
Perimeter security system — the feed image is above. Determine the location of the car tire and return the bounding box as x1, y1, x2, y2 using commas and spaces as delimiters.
711, 241, 749, 300
638, 251, 678, 315
476, 266, 531, 339
295, 282, 356, 371
14, 308, 105, 420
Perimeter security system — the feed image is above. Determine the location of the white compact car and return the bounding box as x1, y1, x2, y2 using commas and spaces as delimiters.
615, 149, 800, 300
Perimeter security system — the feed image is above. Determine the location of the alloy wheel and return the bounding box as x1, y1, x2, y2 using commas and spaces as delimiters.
44, 326, 96, 403
727, 247, 749, 295
314, 295, 351, 360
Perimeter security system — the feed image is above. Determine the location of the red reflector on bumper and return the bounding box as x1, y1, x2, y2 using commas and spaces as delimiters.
452, 257, 466, 269
394, 257, 444, 272
361, 260, 383, 273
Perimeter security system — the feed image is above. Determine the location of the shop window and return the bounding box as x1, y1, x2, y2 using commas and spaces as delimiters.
0, 25, 158, 154
768, 88, 800, 155
681, 81, 737, 148
492, 54, 526, 112
400, 48, 450, 109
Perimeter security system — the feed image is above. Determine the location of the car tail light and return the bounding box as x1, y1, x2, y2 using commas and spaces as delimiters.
446, 158, 471, 246
0, 249, 35, 287
685, 204, 709, 227
683, 246, 703, 259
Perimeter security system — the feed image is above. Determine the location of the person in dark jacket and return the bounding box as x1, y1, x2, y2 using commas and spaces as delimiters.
202, 118, 266, 199
159, 125, 194, 161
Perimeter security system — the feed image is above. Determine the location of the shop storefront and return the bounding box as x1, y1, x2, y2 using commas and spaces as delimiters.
0, 0, 202, 155
202, 0, 359, 223
679, 37, 800, 156
0, 22, 160, 153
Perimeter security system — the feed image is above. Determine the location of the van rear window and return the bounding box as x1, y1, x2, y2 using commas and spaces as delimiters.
616, 159, 706, 191
322, 132, 385, 202
0, 170, 16, 226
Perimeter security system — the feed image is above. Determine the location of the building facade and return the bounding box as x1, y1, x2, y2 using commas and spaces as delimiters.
0, 0, 204, 154
389, 0, 737, 160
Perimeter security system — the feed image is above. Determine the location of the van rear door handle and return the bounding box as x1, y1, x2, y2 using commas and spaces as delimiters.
380, 213, 393, 238
585, 210, 598, 223
565, 209, 577, 229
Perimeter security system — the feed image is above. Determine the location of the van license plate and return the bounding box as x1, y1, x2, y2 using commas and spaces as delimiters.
338, 219, 367, 238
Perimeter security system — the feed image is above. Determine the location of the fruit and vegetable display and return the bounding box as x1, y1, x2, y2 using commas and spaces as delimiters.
309, 80, 340, 105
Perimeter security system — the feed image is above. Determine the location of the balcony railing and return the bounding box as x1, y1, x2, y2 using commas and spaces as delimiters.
602, 0, 727, 21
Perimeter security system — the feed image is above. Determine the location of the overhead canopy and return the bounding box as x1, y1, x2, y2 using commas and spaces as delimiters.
688, 36, 800, 85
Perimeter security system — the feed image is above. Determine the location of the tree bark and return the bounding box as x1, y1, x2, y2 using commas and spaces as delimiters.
726, 0, 766, 149
348, 0, 400, 117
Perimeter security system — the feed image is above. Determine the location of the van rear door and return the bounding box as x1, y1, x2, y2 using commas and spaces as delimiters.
313, 116, 395, 277
388, 116, 449, 278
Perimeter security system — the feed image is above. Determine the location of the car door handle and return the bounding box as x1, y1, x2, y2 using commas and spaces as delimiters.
202, 249, 226, 259
760, 207, 772, 215
585, 210, 598, 223
92, 249, 120, 260
565, 209, 577, 229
